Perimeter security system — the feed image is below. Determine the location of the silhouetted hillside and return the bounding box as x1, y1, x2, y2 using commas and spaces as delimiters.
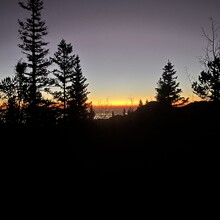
68, 100, 219, 178
1, 100, 219, 181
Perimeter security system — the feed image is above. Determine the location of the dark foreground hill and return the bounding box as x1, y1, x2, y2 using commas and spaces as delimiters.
1, 101, 219, 182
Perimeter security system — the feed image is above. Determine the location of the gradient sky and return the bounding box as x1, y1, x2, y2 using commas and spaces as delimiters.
0, 0, 220, 106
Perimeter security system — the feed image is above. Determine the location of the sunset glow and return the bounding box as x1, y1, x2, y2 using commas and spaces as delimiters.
0, 0, 219, 178
90, 99, 140, 108
0, 0, 219, 109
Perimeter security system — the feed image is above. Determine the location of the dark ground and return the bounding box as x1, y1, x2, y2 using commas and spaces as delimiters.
1, 101, 219, 184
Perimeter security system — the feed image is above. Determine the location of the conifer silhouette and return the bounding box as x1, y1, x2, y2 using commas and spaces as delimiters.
155, 60, 188, 107
51, 39, 75, 122
0, 77, 19, 124
68, 55, 90, 120
192, 19, 220, 102
18, 0, 51, 124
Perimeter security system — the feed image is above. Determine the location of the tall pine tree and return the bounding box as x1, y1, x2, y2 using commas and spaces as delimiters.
18, 0, 51, 124
155, 60, 188, 107
68, 55, 90, 120
51, 39, 75, 121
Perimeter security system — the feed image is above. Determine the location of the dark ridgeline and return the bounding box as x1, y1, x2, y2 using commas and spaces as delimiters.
0, 1, 219, 182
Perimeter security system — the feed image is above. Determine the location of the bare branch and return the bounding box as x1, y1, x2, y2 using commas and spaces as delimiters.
201, 18, 220, 62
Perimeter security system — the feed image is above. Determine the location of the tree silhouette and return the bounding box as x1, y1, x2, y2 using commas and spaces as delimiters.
192, 58, 220, 102
192, 18, 220, 102
87, 102, 96, 120
155, 60, 188, 107
68, 55, 90, 120
18, 0, 51, 124
122, 108, 126, 116
0, 77, 19, 124
51, 39, 75, 121
15, 60, 27, 110
0, 61, 29, 124
14, 60, 28, 123
138, 99, 143, 108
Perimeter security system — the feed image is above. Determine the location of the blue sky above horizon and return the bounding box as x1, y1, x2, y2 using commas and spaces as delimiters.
0, 0, 220, 106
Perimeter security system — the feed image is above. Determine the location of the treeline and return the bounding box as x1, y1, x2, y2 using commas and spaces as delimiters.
0, 0, 219, 127
0, 0, 95, 127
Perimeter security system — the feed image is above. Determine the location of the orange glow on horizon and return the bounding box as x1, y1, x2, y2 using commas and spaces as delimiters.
88, 97, 150, 108
90, 100, 139, 109
93, 104, 138, 109
88, 94, 201, 108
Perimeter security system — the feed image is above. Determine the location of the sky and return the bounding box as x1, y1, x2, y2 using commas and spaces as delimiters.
0, 0, 220, 106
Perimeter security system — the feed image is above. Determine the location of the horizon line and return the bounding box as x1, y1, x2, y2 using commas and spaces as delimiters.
92, 104, 138, 109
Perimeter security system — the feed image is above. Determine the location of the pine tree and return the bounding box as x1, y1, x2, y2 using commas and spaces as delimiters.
0, 77, 19, 124
68, 55, 90, 120
87, 102, 96, 120
192, 58, 220, 102
15, 60, 27, 109
18, 0, 51, 124
122, 108, 126, 116
138, 99, 143, 108
15, 60, 28, 123
51, 39, 75, 121
0, 61, 29, 124
192, 19, 220, 103
155, 60, 188, 107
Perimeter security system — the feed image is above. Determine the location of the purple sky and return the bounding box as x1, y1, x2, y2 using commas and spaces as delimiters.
0, 0, 220, 105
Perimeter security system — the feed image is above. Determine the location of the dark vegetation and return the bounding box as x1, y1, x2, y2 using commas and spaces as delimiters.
0, 1, 219, 180
1, 100, 219, 181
